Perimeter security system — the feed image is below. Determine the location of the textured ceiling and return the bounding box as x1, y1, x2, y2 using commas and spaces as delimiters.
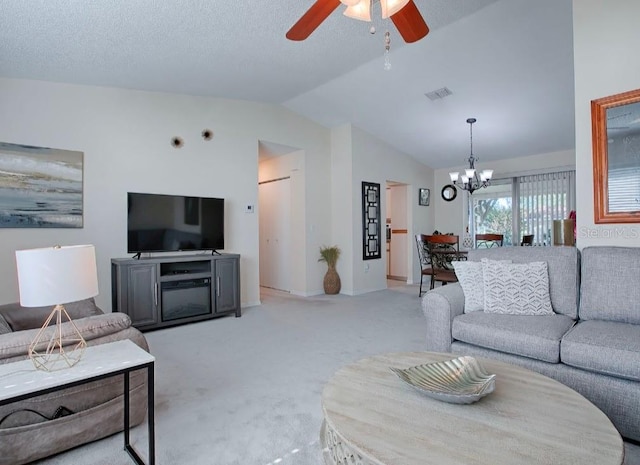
0, 0, 575, 168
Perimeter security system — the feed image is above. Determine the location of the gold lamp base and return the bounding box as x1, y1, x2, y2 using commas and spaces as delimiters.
28, 304, 87, 372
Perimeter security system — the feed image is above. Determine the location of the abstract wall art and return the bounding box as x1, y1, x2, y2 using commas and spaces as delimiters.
0, 142, 83, 228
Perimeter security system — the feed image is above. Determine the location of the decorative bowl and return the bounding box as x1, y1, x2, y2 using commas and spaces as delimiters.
390, 356, 496, 404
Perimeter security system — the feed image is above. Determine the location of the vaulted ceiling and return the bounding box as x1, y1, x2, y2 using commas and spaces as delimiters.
0, 0, 575, 168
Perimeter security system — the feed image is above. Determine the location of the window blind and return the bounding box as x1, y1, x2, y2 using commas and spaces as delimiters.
608, 166, 640, 212
518, 170, 575, 245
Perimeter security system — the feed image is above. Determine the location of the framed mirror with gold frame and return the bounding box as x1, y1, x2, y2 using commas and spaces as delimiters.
591, 88, 640, 223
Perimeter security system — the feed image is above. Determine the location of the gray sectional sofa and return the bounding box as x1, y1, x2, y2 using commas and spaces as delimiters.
0, 298, 149, 465
422, 245, 640, 443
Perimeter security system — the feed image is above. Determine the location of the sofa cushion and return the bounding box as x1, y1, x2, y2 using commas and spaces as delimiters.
561, 320, 640, 382
452, 312, 575, 363
452, 261, 485, 312
468, 246, 579, 318
579, 246, 640, 324
483, 260, 554, 316
0, 315, 11, 335
453, 259, 511, 313
0, 313, 132, 360
0, 298, 103, 332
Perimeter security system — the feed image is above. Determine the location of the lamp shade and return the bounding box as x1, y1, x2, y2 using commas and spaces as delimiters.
16, 245, 99, 307
380, 0, 410, 18
343, 0, 371, 21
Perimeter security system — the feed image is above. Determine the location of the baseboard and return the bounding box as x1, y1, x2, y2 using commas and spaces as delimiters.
290, 290, 324, 297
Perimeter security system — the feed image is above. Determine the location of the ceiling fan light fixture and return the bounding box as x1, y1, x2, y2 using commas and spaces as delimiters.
344, 0, 371, 22
380, 0, 410, 19
287, 0, 428, 43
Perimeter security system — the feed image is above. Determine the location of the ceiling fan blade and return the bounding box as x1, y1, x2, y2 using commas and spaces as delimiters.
286, 0, 342, 41
391, 0, 429, 43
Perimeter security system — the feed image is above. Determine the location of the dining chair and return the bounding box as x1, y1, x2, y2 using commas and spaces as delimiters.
415, 234, 435, 297
475, 233, 504, 248
521, 234, 534, 246
424, 234, 462, 289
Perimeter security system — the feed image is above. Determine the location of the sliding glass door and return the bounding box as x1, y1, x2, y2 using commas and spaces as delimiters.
471, 181, 514, 245
471, 170, 575, 246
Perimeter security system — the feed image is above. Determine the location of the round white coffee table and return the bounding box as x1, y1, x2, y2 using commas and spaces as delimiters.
321, 352, 623, 465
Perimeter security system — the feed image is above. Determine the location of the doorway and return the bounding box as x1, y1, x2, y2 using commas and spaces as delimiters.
259, 177, 291, 292
258, 141, 305, 296
386, 181, 408, 282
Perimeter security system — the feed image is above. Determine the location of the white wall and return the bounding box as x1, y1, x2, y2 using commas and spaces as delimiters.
434, 149, 576, 237
573, 0, 640, 247
329, 124, 354, 295
0, 78, 331, 309
331, 125, 433, 294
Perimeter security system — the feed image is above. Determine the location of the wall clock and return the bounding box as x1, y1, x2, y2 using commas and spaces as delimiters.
441, 185, 457, 202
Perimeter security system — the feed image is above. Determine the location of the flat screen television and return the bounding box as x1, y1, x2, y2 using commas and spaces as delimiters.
127, 192, 224, 253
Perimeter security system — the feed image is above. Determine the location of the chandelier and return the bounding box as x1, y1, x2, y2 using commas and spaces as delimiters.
339, 0, 411, 21
448, 118, 493, 195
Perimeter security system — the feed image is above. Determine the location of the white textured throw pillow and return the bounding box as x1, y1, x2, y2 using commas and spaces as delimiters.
452, 261, 484, 312
453, 259, 510, 313
482, 260, 554, 316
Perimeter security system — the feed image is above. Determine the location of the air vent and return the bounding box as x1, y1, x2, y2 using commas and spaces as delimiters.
425, 87, 453, 101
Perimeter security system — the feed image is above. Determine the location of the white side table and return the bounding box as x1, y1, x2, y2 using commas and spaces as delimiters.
0, 339, 155, 465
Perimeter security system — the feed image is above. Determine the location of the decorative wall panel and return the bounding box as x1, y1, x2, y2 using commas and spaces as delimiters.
362, 181, 381, 260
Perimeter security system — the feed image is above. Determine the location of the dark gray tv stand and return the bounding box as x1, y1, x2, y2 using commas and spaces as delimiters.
111, 254, 240, 332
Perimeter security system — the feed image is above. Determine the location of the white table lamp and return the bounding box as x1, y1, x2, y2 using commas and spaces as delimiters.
15, 245, 99, 371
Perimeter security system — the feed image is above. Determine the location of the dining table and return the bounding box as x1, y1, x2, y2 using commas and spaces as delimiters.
428, 247, 468, 271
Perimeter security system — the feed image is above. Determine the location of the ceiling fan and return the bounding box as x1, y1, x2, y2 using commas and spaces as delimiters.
286, 0, 429, 43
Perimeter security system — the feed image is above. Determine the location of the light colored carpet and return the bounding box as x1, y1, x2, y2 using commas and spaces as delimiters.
34, 283, 640, 465
35, 284, 427, 465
